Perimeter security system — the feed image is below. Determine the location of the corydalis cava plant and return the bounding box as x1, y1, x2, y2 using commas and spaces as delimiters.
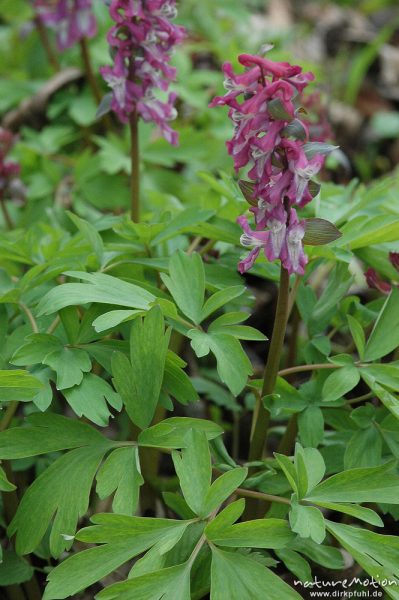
33, 0, 97, 51
100, 0, 185, 144
211, 51, 328, 275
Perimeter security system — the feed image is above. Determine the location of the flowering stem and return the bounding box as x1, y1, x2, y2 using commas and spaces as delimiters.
130, 109, 140, 222
79, 37, 102, 105
34, 16, 60, 71
248, 265, 291, 463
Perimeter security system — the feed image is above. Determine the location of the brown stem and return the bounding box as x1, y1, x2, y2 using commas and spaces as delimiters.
34, 17, 60, 71
19, 303, 39, 334
277, 362, 341, 378
277, 413, 298, 455
0, 401, 19, 432
347, 391, 374, 405
236, 488, 291, 506
79, 37, 102, 105
285, 305, 300, 376
4, 585, 27, 600
0, 196, 14, 230
199, 239, 217, 256
129, 110, 140, 222
277, 304, 301, 455
248, 266, 291, 463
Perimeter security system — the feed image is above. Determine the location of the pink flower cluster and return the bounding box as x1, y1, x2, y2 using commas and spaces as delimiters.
0, 129, 25, 203
100, 0, 185, 145
210, 52, 328, 275
366, 253, 399, 295
34, 0, 97, 51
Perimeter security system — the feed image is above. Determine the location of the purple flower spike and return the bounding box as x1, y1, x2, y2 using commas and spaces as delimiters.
34, 0, 97, 51
211, 49, 330, 276
101, 0, 185, 144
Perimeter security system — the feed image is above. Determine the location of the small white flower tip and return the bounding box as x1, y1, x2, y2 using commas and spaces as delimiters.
260, 43, 274, 55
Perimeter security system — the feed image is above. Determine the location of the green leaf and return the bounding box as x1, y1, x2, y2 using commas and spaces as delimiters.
326, 521, 399, 598
0, 370, 44, 402
306, 462, 399, 504
344, 426, 382, 469
44, 517, 191, 600
43, 347, 91, 390
0, 465, 16, 492
312, 501, 383, 527
92, 309, 143, 333
281, 118, 308, 140
274, 453, 298, 495
238, 180, 257, 205
138, 417, 223, 449
338, 215, 399, 250
289, 497, 326, 544
275, 549, 311, 584
0, 413, 105, 459
9, 443, 112, 557
303, 218, 342, 246
202, 468, 247, 516
292, 538, 344, 570
364, 287, 399, 361
366, 382, 399, 421
205, 499, 245, 538
298, 405, 324, 448
112, 307, 170, 429
151, 207, 214, 246
322, 366, 360, 402
11, 333, 62, 365
210, 547, 301, 600
37, 272, 155, 315
209, 322, 267, 341
303, 142, 339, 159
96, 563, 191, 600
188, 331, 253, 396
63, 373, 122, 426
347, 315, 365, 359
96, 447, 143, 515
207, 518, 294, 548
161, 251, 205, 324
294, 445, 326, 498
162, 492, 196, 520
163, 353, 199, 406
268, 98, 294, 121
0, 549, 34, 586
172, 429, 212, 516
361, 364, 399, 393
67, 212, 104, 267
200, 286, 246, 321
309, 264, 352, 327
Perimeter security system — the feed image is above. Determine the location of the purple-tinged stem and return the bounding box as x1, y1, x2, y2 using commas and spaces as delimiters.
130, 109, 140, 222
34, 16, 60, 71
79, 37, 102, 105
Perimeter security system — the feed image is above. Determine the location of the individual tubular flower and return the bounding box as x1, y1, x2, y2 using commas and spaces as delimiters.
365, 253, 399, 295
0, 129, 26, 204
365, 268, 392, 295
100, 0, 185, 144
33, 0, 97, 51
211, 50, 329, 275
